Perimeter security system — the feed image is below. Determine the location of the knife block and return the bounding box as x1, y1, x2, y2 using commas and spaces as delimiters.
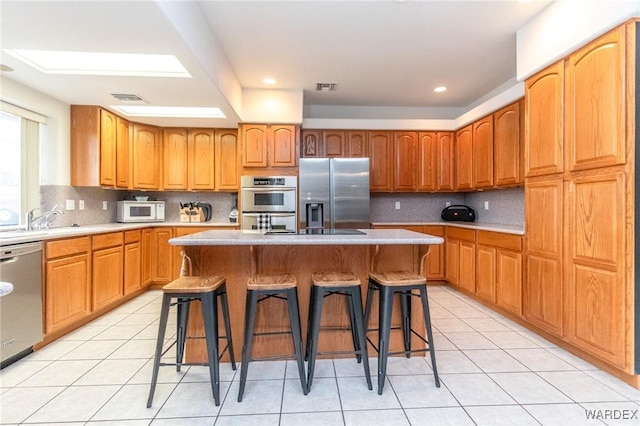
180, 207, 205, 223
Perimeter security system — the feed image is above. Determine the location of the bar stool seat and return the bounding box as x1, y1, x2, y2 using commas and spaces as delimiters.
238, 273, 308, 402
147, 275, 236, 407
306, 272, 372, 391
364, 270, 439, 395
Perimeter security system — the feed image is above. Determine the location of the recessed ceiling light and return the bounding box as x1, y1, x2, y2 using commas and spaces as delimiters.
434, 86, 447, 93
110, 105, 226, 118
263, 77, 277, 85
3, 49, 191, 78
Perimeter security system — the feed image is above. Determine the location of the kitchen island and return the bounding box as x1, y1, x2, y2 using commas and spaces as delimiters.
169, 229, 444, 362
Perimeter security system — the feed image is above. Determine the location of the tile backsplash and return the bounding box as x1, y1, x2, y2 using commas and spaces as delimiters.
40, 185, 237, 227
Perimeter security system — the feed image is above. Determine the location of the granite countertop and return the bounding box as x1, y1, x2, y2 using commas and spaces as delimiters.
371, 221, 525, 236
169, 228, 445, 246
0, 221, 238, 246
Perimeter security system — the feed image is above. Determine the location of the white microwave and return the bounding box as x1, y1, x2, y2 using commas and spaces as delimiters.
117, 201, 165, 223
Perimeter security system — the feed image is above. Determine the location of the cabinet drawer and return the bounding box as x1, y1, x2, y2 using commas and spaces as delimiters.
46, 236, 91, 259
92, 232, 124, 250
477, 231, 522, 251
445, 227, 475, 241
124, 229, 141, 244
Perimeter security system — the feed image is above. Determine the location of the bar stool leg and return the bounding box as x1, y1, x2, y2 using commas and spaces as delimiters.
377, 286, 394, 395
306, 286, 325, 390
363, 279, 377, 335
345, 290, 362, 363
400, 290, 412, 358
176, 297, 190, 371
147, 294, 172, 408
304, 284, 317, 362
286, 287, 308, 395
238, 290, 258, 402
419, 286, 440, 388
201, 292, 221, 406
350, 287, 373, 390
219, 285, 237, 370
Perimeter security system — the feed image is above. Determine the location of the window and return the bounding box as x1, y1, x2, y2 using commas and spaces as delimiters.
0, 108, 42, 228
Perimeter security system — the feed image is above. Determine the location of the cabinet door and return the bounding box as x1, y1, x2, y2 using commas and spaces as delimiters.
437, 132, 455, 190
423, 226, 445, 280
496, 249, 523, 316
92, 246, 123, 310
141, 228, 152, 286
524, 177, 563, 336
215, 129, 239, 190
565, 170, 626, 367
124, 242, 141, 296
301, 130, 322, 157
99, 109, 117, 186
417, 132, 437, 191
70, 105, 100, 187
459, 241, 476, 293
369, 131, 393, 191
472, 116, 494, 188
151, 227, 174, 283
323, 130, 346, 157
525, 61, 564, 177
394, 132, 418, 191
115, 116, 130, 188
445, 239, 459, 285
163, 128, 189, 190
476, 244, 496, 302
241, 124, 268, 167
566, 26, 625, 171
132, 124, 161, 189
187, 129, 215, 190
45, 253, 91, 333
494, 101, 522, 186
270, 125, 297, 167
455, 125, 473, 190
347, 131, 368, 157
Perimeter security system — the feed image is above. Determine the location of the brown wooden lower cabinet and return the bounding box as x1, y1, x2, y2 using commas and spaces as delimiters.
92, 232, 124, 310
445, 227, 476, 293
151, 227, 174, 283
141, 228, 152, 286
124, 230, 142, 295
44, 237, 92, 334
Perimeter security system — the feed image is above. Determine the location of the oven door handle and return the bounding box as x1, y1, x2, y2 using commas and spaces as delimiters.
241, 187, 297, 192
242, 212, 296, 217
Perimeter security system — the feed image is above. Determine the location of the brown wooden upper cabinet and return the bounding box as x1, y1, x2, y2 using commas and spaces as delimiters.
71, 106, 130, 188
301, 130, 368, 158
494, 101, 523, 186
394, 131, 418, 191
565, 25, 625, 172
215, 129, 240, 190
187, 129, 216, 191
369, 131, 394, 191
241, 123, 298, 168
472, 116, 494, 188
418, 132, 438, 191
347, 131, 368, 157
525, 61, 564, 177
437, 132, 455, 191
163, 128, 189, 190
132, 124, 162, 190
455, 125, 473, 190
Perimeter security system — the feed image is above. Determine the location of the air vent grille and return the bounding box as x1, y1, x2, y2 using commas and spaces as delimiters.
316, 83, 338, 92
111, 93, 149, 103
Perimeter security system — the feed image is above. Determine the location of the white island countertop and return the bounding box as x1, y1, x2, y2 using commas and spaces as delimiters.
170, 229, 444, 246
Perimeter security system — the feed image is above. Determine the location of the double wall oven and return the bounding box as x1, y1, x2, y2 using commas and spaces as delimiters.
240, 176, 297, 233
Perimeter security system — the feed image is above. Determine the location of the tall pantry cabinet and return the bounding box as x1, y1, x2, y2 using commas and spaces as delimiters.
524, 22, 636, 375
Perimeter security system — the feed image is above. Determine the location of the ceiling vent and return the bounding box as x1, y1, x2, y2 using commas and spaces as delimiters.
316, 83, 337, 92
111, 93, 149, 104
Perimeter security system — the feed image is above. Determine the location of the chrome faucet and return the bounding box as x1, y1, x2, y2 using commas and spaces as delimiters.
26, 204, 64, 230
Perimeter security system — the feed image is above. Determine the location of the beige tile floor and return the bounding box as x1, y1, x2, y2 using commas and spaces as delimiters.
1, 287, 639, 425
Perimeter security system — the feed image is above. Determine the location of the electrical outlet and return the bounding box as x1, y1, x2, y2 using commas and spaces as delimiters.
102, 201, 108, 210
395, 201, 401, 210
445, 201, 451, 207
79, 200, 85, 210
66, 199, 75, 211
484, 201, 490, 210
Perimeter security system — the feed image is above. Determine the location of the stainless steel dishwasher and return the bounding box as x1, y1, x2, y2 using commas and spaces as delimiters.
1, 241, 43, 367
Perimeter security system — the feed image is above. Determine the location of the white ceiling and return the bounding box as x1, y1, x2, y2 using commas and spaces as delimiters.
0, 0, 552, 127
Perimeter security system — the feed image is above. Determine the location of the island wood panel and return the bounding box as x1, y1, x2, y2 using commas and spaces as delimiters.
182, 243, 427, 363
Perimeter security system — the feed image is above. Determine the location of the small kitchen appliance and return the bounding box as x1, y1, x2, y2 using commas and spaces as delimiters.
117, 200, 165, 223
441, 205, 476, 222
240, 176, 297, 232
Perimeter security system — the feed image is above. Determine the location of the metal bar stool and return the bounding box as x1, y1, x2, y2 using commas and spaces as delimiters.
363, 270, 439, 395
238, 273, 308, 402
305, 272, 372, 391
147, 275, 236, 407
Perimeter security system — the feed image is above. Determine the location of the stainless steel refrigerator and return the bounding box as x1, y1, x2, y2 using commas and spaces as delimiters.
299, 158, 370, 232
